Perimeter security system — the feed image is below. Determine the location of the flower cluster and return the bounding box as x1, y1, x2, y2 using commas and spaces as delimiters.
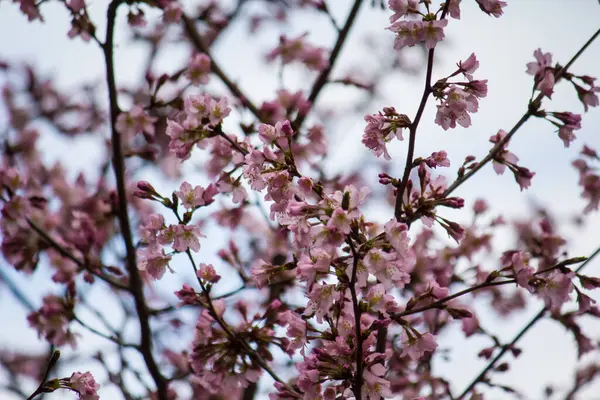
166, 93, 232, 160
266, 33, 329, 71
573, 145, 600, 213
362, 107, 410, 159
433, 53, 488, 130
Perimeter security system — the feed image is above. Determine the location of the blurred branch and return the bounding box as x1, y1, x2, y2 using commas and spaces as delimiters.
101, 1, 167, 398
291, 0, 365, 131
181, 14, 264, 121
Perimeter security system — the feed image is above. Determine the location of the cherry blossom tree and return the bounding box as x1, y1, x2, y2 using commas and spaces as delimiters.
1, 1, 600, 399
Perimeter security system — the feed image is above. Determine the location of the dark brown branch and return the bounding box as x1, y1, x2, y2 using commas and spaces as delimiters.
348, 240, 364, 400
102, 1, 168, 398
291, 0, 365, 131
394, 2, 451, 222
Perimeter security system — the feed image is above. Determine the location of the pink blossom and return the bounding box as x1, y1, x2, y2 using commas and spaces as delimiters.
388, 19, 448, 50
186, 53, 211, 86
365, 283, 398, 315
388, 0, 419, 23
400, 331, 438, 361
266, 33, 329, 72
473, 199, 488, 214
384, 219, 410, 253
526, 48, 553, 78
27, 295, 76, 348
537, 271, 574, 313
425, 150, 450, 168
67, 0, 85, 12
435, 86, 479, 130
296, 251, 332, 287
304, 283, 336, 323
208, 97, 231, 126
175, 181, 208, 209
115, 105, 157, 138
69, 371, 100, 400
278, 310, 307, 351
364, 249, 410, 289
475, 0, 507, 17
137, 245, 172, 280
197, 263, 221, 283
575, 83, 600, 112
510, 251, 535, 292
172, 224, 204, 252
362, 361, 392, 398
537, 70, 555, 98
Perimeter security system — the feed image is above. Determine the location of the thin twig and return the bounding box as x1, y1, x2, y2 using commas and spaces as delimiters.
456, 245, 600, 399
444, 28, 600, 198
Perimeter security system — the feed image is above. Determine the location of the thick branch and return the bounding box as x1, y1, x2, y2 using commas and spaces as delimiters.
102, 1, 167, 398
348, 240, 363, 399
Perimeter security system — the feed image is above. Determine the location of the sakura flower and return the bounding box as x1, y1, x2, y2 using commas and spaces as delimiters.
163, 1, 182, 23
475, 0, 507, 17
435, 86, 479, 130
508, 251, 535, 292
197, 263, 221, 283
458, 53, 479, 81
574, 81, 600, 112
388, 0, 419, 23
526, 48, 553, 79
537, 271, 574, 313
27, 295, 76, 348
327, 208, 352, 235
365, 283, 398, 315
175, 181, 208, 209
266, 33, 329, 72
362, 361, 392, 399
278, 310, 307, 351
115, 105, 157, 139
296, 250, 332, 288
208, 97, 231, 126
137, 245, 172, 280
186, 53, 211, 85
384, 219, 410, 253
69, 371, 100, 400
364, 249, 410, 289
424, 150, 450, 168
421, 19, 448, 49
174, 224, 204, 252
400, 331, 438, 361
304, 283, 336, 323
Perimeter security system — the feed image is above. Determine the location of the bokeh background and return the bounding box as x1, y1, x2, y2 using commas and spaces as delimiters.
1, 0, 600, 399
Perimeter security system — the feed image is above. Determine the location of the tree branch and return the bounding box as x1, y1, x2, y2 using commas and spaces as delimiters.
181, 14, 263, 121
291, 0, 365, 131
102, 1, 167, 398
444, 27, 600, 198
456, 245, 600, 399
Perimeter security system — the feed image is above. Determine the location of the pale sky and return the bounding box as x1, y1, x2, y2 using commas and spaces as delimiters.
1, 1, 600, 399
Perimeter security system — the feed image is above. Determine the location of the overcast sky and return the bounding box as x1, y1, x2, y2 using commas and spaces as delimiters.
1, 1, 600, 399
